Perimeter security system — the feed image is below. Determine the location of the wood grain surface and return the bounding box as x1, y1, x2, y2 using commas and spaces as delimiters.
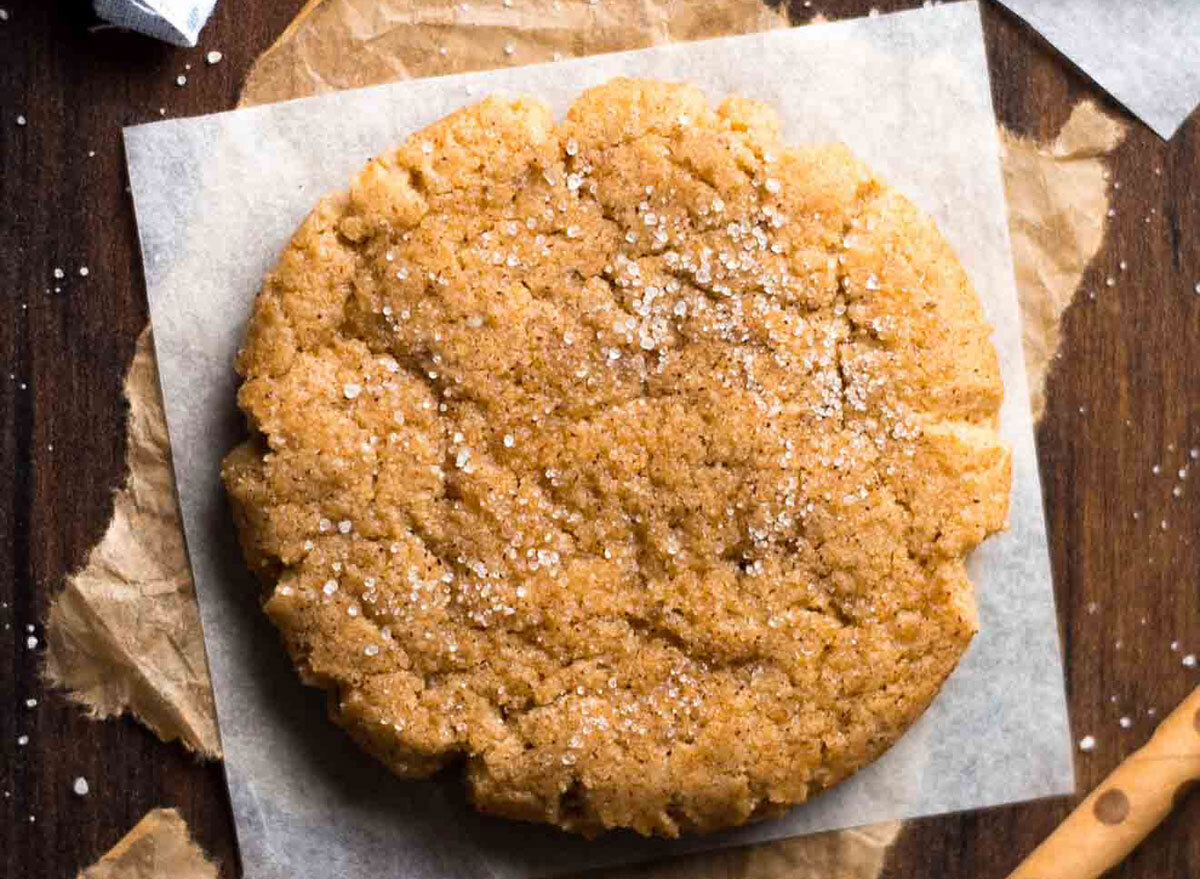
1, 1, 1197, 877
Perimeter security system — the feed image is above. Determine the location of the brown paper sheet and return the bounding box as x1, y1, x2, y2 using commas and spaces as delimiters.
79, 807, 219, 879
48, 2, 1119, 876
239, 0, 789, 107
576, 822, 899, 879
999, 101, 1127, 421
45, 327, 220, 759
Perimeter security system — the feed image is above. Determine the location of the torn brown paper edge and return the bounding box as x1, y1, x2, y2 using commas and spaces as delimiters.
47, 1, 1124, 876
574, 820, 898, 879
998, 101, 1127, 421
45, 326, 221, 759
79, 807, 219, 879
238, 0, 791, 107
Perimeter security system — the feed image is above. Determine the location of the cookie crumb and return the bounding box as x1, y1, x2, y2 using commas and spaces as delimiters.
72, 777, 89, 796
1078, 735, 1096, 753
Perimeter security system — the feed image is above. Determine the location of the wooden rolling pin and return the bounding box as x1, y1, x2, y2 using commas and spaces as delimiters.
1008, 685, 1200, 879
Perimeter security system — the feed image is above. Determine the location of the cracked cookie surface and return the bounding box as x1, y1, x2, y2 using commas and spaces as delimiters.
222, 78, 1010, 838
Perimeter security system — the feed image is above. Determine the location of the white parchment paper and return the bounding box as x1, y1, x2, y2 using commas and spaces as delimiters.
125, 4, 1073, 877
996, 0, 1200, 140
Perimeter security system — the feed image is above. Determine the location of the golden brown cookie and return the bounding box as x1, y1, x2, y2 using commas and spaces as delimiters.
222, 78, 1010, 838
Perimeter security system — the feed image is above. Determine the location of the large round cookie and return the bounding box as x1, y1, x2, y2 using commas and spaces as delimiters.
222, 78, 1010, 838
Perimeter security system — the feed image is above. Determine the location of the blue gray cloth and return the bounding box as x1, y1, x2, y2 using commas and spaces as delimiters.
93, 0, 217, 47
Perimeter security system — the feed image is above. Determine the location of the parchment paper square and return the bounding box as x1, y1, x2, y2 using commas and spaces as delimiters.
125, 3, 1073, 876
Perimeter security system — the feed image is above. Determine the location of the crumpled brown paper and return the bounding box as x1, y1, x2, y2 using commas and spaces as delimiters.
49, 2, 1123, 876
240, 0, 789, 107
575, 822, 898, 879
45, 327, 221, 759
79, 808, 219, 879
999, 101, 1127, 420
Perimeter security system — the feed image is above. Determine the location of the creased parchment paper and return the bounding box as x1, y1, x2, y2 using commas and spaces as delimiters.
994, 0, 1200, 140
44, 327, 221, 759
79, 808, 219, 879
999, 101, 1126, 421
122, 4, 1072, 876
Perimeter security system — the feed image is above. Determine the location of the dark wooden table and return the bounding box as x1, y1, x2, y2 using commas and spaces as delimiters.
2, 1, 1197, 877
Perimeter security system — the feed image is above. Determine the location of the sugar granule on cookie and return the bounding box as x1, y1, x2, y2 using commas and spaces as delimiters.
222, 78, 1010, 838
